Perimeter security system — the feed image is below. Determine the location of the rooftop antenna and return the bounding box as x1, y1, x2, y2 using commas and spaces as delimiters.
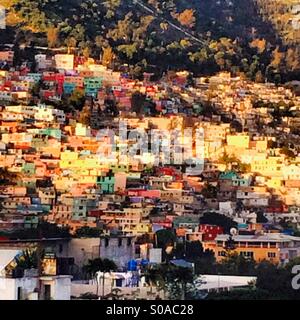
230, 228, 238, 236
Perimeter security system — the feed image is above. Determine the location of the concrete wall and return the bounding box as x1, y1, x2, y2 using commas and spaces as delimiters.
100, 237, 135, 269
0, 277, 37, 300
71, 281, 164, 300
68, 238, 100, 268
0, 276, 71, 300
41, 276, 71, 300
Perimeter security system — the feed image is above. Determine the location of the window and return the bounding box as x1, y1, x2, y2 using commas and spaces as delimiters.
240, 251, 254, 258
44, 285, 51, 300
118, 238, 122, 247
248, 242, 261, 248
267, 252, 276, 258
17, 287, 22, 300
105, 238, 109, 247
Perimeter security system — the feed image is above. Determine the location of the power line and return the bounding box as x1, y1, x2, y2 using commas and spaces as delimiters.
129, 0, 206, 46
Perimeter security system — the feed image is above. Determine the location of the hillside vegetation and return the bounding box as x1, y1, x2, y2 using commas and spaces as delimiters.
0, 0, 299, 81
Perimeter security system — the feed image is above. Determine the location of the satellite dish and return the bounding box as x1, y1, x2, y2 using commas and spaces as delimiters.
230, 228, 238, 236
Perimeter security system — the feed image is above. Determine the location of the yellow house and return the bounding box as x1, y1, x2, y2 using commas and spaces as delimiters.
226, 135, 250, 148
100, 207, 151, 236
53, 177, 76, 191
253, 139, 268, 152
202, 123, 230, 141
60, 151, 79, 169
251, 157, 283, 177
134, 223, 152, 234
75, 123, 91, 137
55, 54, 74, 70
266, 177, 283, 189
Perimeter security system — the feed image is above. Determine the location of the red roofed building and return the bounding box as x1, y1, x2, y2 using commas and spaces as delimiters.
199, 224, 224, 241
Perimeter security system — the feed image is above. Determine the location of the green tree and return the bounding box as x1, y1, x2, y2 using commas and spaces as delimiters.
15, 249, 38, 270
201, 182, 218, 198
75, 227, 102, 238
217, 253, 257, 276
83, 258, 118, 296
68, 88, 85, 110
200, 212, 237, 234
156, 229, 176, 261
280, 147, 295, 159
0, 167, 22, 185
47, 26, 59, 48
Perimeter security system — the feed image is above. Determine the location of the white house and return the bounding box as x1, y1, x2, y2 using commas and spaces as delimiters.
0, 249, 72, 300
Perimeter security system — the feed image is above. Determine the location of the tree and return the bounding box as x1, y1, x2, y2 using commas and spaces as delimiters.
131, 91, 146, 114
83, 258, 117, 278
250, 38, 266, 54
185, 241, 216, 274
219, 152, 240, 170
156, 229, 176, 249
66, 37, 77, 54
102, 46, 114, 67
79, 292, 98, 300
0, 167, 22, 185
75, 227, 102, 238
254, 258, 300, 299
200, 212, 237, 234
255, 70, 264, 83
217, 253, 256, 276
175, 9, 196, 28
201, 182, 218, 198
280, 147, 295, 159
286, 48, 300, 71
145, 265, 165, 294
255, 261, 289, 298
185, 241, 204, 260
117, 43, 137, 60
83, 258, 117, 296
156, 229, 176, 261
257, 211, 268, 223
68, 88, 85, 111
194, 251, 216, 275
162, 264, 196, 300
147, 263, 196, 300
271, 46, 284, 69
47, 26, 59, 48
5, 222, 70, 240
103, 0, 121, 15
82, 46, 91, 59
79, 104, 91, 125
236, 162, 251, 174
15, 249, 38, 270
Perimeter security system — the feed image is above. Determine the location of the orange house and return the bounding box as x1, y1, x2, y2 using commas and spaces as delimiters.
212, 234, 300, 264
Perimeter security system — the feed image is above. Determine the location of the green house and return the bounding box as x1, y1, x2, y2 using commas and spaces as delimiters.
72, 197, 88, 220
22, 163, 36, 175
97, 176, 115, 194
173, 216, 199, 229
219, 171, 238, 180
24, 216, 39, 229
